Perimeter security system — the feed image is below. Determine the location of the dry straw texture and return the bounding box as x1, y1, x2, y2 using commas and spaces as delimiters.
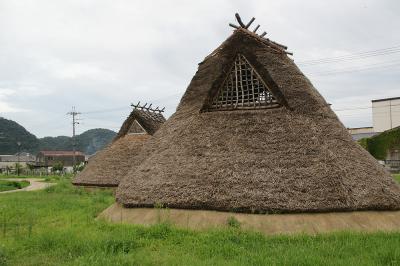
73, 109, 165, 187
116, 29, 400, 213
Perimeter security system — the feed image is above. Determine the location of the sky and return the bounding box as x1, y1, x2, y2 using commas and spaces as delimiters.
0, 0, 399, 137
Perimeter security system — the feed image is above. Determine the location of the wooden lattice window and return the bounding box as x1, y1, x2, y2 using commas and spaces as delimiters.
209, 54, 279, 111
127, 120, 146, 135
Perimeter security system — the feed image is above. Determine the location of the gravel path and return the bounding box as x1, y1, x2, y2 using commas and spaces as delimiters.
0, 178, 55, 194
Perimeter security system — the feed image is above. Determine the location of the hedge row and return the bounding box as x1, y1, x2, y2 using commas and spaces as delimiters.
358, 127, 400, 160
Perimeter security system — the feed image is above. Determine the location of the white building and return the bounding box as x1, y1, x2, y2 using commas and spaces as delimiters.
372, 97, 400, 133
0, 152, 36, 171
347, 127, 377, 141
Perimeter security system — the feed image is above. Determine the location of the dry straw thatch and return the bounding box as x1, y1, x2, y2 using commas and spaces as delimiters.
116, 27, 400, 213
72, 109, 165, 187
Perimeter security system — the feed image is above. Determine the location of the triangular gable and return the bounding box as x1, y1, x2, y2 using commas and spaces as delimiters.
193, 31, 291, 113
208, 54, 279, 111
127, 120, 147, 135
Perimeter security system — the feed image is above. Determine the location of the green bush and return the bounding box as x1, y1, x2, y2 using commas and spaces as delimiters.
0, 180, 30, 192
358, 128, 400, 160
358, 138, 368, 150
73, 162, 85, 173
52, 161, 64, 172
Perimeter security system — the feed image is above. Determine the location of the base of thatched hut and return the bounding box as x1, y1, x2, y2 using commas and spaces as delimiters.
98, 204, 400, 235
80, 186, 117, 194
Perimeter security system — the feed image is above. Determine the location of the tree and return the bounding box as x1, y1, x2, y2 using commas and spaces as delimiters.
52, 161, 64, 172
14, 163, 23, 175
73, 162, 85, 173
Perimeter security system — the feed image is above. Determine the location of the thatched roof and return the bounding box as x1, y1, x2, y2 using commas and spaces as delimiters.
116, 28, 400, 213
72, 109, 166, 187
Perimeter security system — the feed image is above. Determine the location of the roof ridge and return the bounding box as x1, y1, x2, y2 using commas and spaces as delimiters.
228, 13, 291, 55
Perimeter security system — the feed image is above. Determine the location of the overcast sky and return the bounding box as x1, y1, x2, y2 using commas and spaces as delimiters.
1, 0, 399, 137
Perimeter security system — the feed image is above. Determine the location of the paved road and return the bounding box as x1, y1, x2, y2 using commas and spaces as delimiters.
0, 178, 55, 194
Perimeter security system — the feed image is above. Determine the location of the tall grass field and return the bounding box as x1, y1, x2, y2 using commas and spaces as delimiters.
0, 177, 400, 265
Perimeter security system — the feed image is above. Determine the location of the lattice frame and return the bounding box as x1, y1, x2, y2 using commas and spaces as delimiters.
208, 54, 279, 111
127, 120, 147, 135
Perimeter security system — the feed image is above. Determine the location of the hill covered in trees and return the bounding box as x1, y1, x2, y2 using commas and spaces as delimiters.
0, 117, 116, 155
0, 117, 39, 154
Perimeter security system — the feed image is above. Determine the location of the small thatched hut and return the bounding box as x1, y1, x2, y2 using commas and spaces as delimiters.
116, 17, 400, 213
73, 107, 165, 187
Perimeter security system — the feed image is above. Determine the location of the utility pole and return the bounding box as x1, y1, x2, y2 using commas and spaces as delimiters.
17, 141, 21, 176
67, 106, 81, 173
389, 100, 393, 130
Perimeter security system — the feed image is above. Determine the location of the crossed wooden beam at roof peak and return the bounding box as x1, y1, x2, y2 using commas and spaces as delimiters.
131, 101, 165, 114
229, 13, 292, 55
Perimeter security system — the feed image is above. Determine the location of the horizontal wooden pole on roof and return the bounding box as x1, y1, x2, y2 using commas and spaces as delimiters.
271, 40, 288, 50
229, 23, 240, 29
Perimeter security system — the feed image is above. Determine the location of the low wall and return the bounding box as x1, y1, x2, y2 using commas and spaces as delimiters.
98, 203, 400, 235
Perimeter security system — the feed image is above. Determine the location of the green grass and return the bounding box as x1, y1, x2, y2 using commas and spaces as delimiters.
0, 179, 400, 265
394, 174, 400, 183
0, 174, 72, 183
0, 180, 30, 192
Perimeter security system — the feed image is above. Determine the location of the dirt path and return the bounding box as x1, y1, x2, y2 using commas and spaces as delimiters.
0, 178, 55, 194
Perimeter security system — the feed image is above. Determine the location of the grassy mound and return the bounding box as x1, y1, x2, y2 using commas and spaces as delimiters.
0, 180, 30, 192
0, 178, 399, 265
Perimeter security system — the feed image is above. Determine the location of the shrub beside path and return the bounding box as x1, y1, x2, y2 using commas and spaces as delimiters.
0, 178, 55, 194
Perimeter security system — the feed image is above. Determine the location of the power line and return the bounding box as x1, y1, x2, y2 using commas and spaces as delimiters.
297, 45, 400, 66
333, 102, 400, 112
81, 106, 128, 115
309, 59, 400, 76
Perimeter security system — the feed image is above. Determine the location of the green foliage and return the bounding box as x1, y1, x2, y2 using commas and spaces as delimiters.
0, 117, 116, 155
0, 180, 29, 192
227, 216, 241, 229
75, 128, 116, 155
394, 174, 400, 183
39, 128, 116, 155
358, 137, 368, 150
39, 136, 72, 151
358, 128, 400, 160
73, 162, 85, 173
1, 179, 400, 265
26, 164, 35, 171
0, 174, 72, 181
52, 161, 64, 172
0, 246, 6, 265
14, 163, 23, 175
0, 117, 39, 154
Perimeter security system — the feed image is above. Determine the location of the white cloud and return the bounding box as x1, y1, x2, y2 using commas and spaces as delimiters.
0, 0, 399, 136
0, 88, 26, 112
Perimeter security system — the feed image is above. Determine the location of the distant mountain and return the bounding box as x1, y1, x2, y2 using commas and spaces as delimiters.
0, 117, 116, 155
75, 129, 116, 155
39, 129, 117, 155
0, 117, 40, 154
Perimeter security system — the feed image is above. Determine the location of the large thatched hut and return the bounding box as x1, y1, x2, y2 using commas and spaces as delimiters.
73, 107, 165, 187
116, 17, 400, 213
